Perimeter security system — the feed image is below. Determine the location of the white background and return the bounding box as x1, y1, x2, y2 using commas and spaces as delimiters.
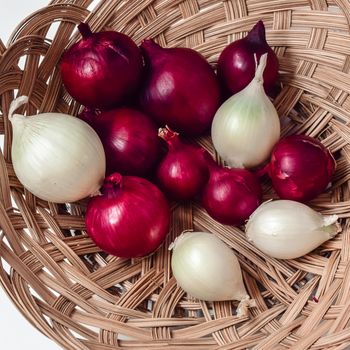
1, 1, 60, 349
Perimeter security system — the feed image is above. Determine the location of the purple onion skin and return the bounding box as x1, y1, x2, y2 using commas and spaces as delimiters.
78, 107, 99, 127
139, 39, 221, 136
217, 20, 279, 96
156, 128, 210, 201
91, 107, 163, 177
60, 23, 143, 110
267, 134, 336, 202
85, 173, 170, 258
202, 158, 262, 226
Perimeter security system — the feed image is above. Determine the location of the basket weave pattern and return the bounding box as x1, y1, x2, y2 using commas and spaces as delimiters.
1, 0, 350, 349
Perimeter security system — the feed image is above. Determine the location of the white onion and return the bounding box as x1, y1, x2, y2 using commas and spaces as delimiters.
246, 200, 341, 259
170, 231, 255, 316
9, 96, 105, 203
211, 53, 280, 168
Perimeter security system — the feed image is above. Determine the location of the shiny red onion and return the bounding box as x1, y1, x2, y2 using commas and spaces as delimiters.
202, 158, 262, 226
60, 23, 143, 109
139, 39, 221, 136
266, 134, 336, 202
217, 20, 279, 95
156, 127, 210, 201
91, 108, 163, 177
85, 173, 170, 258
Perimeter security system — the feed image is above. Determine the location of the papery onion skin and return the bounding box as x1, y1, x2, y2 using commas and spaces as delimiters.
139, 39, 221, 136
170, 231, 249, 302
85, 173, 170, 258
60, 23, 143, 110
246, 200, 341, 259
211, 53, 280, 168
217, 20, 279, 95
267, 134, 336, 202
91, 108, 163, 177
9, 96, 105, 204
201, 157, 262, 226
156, 127, 210, 200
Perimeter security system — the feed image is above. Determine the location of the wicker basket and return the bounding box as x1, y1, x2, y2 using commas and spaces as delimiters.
1, 0, 350, 349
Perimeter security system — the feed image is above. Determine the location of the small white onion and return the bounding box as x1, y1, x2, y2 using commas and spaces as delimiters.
9, 96, 106, 203
170, 231, 255, 316
246, 200, 341, 259
211, 53, 280, 168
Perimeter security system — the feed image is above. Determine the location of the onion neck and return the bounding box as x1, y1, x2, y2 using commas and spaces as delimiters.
140, 39, 164, 63
205, 155, 223, 179
141, 38, 162, 52
158, 126, 180, 148
101, 173, 123, 196
253, 53, 268, 85
8, 96, 30, 138
322, 215, 342, 238
8, 95, 29, 122
246, 20, 267, 45
78, 22, 93, 39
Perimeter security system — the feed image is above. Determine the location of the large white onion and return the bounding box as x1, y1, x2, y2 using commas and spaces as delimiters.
9, 96, 105, 203
211, 54, 280, 168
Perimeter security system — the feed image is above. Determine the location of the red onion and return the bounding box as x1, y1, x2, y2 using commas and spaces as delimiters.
139, 39, 221, 136
156, 127, 209, 200
266, 134, 336, 202
85, 173, 170, 258
201, 158, 262, 226
217, 20, 279, 95
60, 23, 143, 109
78, 107, 99, 127
91, 108, 163, 177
